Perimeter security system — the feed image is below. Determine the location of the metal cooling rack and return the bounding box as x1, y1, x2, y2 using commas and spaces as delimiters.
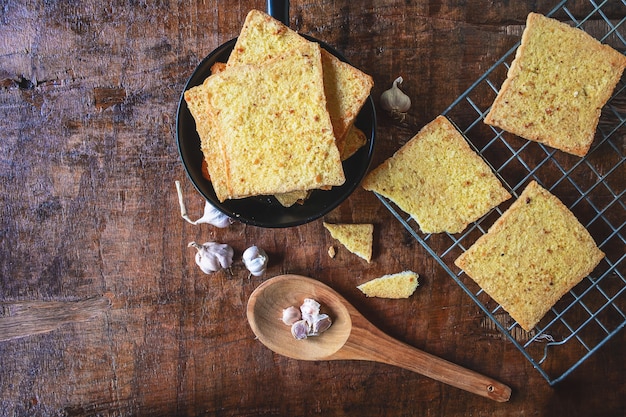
377, 0, 625, 385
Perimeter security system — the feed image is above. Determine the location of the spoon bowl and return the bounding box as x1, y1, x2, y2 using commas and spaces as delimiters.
247, 275, 511, 402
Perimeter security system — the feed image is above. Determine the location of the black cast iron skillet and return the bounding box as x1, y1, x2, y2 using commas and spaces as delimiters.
176, 0, 376, 228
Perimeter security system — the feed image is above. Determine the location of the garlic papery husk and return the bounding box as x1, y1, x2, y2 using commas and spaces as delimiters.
188, 241, 234, 274
242, 245, 268, 277
176, 181, 231, 227
380, 76, 411, 120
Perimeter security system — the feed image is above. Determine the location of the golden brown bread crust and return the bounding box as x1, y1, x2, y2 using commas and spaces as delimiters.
484, 13, 626, 157
454, 181, 605, 331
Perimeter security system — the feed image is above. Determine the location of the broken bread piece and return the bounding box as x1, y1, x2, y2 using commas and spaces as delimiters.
362, 116, 511, 234
484, 13, 626, 157
323, 222, 373, 263
455, 181, 605, 331
227, 9, 374, 155
184, 43, 345, 202
357, 271, 419, 299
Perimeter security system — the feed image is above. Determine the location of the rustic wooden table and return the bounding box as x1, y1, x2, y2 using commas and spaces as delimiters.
1, 0, 624, 416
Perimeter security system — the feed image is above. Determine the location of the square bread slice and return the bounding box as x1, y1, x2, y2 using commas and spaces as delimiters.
357, 271, 419, 299
184, 43, 345, 202
484, 12, 626, 157
323, 222, 373, 262
454, 181, 605, 331
227, 9, 374, 154
362, 116, 511, 234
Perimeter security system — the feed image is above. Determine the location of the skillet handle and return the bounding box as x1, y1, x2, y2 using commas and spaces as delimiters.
267, 0, 289, 25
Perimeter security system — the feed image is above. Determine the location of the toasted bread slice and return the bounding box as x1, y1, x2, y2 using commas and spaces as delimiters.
185, 43, 345, 201
484, 13, 626, 157
323, 222, 373, 262
227, 9, 374, 154
357, 271, 419, 299
362, 116, 511, 234
455, 181, 605, 331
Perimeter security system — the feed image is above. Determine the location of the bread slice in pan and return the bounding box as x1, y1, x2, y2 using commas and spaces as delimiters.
455, 181, 605, 331
484, 12, 626, 157
362, 116, 511, 234
228, 9, 374, 154
185, 43, 344, 202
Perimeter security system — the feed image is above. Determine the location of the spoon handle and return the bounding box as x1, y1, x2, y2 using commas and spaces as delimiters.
339, 315, 511, 402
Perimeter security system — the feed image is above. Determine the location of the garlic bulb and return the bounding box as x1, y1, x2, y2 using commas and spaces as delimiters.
242, 245, 268, 277
380, 76, 411, 120
176, 181, 231, 228
188, 241, 234, 274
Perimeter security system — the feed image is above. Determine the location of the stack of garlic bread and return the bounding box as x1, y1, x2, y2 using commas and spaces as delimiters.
185, 9, 373, 203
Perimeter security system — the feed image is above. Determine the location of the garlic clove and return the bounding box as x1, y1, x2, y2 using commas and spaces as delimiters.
188, 241, 234, 274
242, 245, 268, 277
176, 181, 231, 228
380, 76, 411, 120
308, 313, 332, 336
291, 319, 309, 340
195, 200, 232, 228
281, 306, 301, 326
300, 298, 321, 320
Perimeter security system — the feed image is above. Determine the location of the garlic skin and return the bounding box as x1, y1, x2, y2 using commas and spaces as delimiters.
188, 241, 234, 274
242, 245, 268, 277
380, 76, 411, 120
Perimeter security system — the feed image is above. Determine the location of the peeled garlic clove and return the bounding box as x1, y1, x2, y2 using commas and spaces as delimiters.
242, 245, 268, 277
291, 319, 310, 340
281, 306, 301, 326
308, 313, 332, 336
380, 76, 411, 118
188, 241, 234, 274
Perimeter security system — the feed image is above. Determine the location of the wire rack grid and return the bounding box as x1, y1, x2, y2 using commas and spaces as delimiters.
376, 0, 625, 385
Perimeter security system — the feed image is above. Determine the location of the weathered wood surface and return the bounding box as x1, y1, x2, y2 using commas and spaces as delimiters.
0, 0, 624, 416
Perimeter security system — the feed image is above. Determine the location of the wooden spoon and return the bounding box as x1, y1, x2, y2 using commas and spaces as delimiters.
247, 274, 511, 402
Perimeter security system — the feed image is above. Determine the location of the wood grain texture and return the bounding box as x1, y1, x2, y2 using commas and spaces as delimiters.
0, 0, 624, 416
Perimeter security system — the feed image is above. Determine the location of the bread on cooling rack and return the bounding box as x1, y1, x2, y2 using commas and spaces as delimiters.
184, 43, 345, 202
362, 115, 511, 234
357, 271, 419, 299
227, 9, 374, 155
484, 12, 626, 157
454, 180, 605, 331
323, 222, 373, 262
